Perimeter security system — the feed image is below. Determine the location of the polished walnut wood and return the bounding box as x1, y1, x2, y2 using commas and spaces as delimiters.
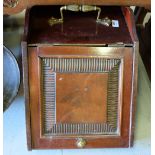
28, 46, 133, 149
22, 6, 138, 150
56, 73, 108, 123
4, 0, 151, 15
27, 6, 132, 45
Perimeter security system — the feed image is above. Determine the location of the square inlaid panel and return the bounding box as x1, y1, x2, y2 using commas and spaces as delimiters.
56, 73, 108, 123
41, 57, 121, 136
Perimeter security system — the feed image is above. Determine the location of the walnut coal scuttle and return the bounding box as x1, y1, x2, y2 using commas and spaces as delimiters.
22, 5, 138, 150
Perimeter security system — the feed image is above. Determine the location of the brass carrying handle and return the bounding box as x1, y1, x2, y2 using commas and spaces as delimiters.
48, 5, 111, 26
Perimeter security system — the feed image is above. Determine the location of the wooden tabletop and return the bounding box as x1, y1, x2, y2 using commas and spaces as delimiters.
4, 0, 151, 15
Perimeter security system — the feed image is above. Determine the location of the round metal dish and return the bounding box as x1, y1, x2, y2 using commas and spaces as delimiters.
3, 45, 20, 111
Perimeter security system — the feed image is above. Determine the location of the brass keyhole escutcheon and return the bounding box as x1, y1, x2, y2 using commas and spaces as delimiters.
76, 138, 86, 148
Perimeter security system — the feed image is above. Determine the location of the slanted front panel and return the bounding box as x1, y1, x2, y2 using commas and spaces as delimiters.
28, 46, 134, 148
41, 57, 121, 136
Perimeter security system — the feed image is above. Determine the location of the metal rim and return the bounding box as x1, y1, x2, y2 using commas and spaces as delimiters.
3, 45, 20, 111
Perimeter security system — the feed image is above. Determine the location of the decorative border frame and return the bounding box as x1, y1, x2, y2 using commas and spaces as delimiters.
41, 57, 121, 136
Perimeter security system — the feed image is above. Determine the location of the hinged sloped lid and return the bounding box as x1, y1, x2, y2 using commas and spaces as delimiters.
27, 6, 133, 46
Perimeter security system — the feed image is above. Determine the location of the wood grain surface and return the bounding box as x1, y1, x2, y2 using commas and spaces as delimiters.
27, 46, 133, 149
4, 0, 151, 15
56, 73, 108, 123
27, 6, 132, 45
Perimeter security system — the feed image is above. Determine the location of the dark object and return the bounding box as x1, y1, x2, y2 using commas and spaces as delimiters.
134, 7, 151, 80
137, 19, 151, 80
22, 6, 138, 150
3, 45, 20, 111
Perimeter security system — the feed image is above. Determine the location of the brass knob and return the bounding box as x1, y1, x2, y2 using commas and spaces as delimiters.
76, 138, 86, 148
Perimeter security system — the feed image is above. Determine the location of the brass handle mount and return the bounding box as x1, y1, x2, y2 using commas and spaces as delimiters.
48, 5, 111, 27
